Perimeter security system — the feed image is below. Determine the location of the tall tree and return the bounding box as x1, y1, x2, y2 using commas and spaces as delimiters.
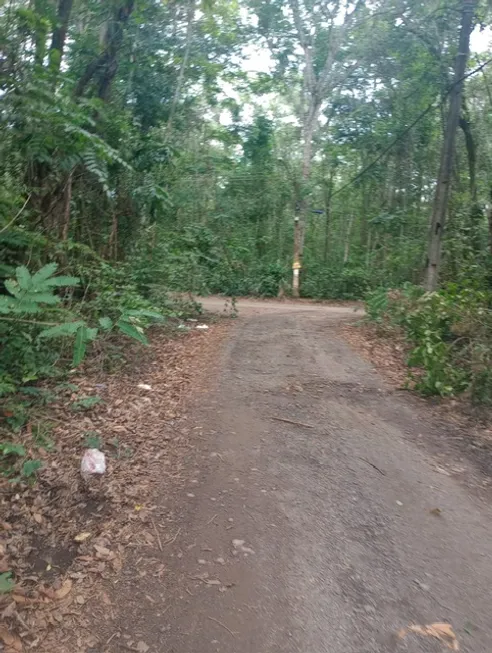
425, 0, 477, 291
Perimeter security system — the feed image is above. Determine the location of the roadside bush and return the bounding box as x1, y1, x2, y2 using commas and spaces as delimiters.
365, 283, 492, 402
303, 265, 372, 299
0, 263, 165, 396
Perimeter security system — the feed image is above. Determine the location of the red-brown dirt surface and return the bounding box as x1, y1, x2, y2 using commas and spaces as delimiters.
2, 299, 492, 653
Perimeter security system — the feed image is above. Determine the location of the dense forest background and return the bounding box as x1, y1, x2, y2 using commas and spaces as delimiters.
2, 0, 492, 403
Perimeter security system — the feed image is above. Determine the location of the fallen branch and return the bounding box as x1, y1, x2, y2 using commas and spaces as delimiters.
150, 517, 163, 551
208, 616, 237, 637
162, 527, 181, 546
271, 417, 314, 429
357, 457, 386, 476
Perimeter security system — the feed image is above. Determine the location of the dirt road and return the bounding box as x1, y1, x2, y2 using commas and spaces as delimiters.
111, 299, 492, 653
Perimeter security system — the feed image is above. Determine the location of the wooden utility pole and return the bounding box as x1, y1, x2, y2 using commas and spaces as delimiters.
424, 0, 476, 291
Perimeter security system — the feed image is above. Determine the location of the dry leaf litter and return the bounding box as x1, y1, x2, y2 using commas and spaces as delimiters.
0, 323, 229, 652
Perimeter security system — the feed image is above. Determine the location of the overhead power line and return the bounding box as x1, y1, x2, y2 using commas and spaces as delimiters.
330, 57, 492, 199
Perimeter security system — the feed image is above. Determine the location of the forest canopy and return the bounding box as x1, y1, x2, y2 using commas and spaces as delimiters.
1, 0, 492, 402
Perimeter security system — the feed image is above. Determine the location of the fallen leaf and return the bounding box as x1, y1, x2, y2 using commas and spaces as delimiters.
136, 641, 150, 653
54, 579, 73, 600
12, 594, 30, 605
430, 507, 442, 516
399, 623, 459, 650
94, 545, 111, 557
0, 625, 23, 651
74, 532, 92, 543
1, 601, 16, 619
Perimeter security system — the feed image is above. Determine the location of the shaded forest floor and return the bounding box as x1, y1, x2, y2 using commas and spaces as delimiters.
0, 321, 230, 652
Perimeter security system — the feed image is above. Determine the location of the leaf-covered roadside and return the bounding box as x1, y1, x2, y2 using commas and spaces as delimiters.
365, 284, 492, 403
0, 322, 228, 653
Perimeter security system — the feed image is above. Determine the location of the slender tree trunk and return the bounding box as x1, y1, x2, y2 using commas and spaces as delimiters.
48, 0, 74, 76
61, 171, 73, 240
109, 211, 118, 260
424, 0, 476, 291
459, 98, 483, 252
292, 217, 302, 297
323, 167, 335, 263
343, 215, 354, 264
74, 0, 135, 99
167, 0, 195, 131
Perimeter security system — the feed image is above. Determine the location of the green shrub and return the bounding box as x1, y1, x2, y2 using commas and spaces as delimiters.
0, 263, 164, 393
302, 265, 372, 300
365, 283, 492, 402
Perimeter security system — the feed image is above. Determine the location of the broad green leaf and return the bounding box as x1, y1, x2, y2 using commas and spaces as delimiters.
0, 296, 17, 313
21, 459, 43, 477
86, 327, 98, 341
99, 316, 113, 330
0, 442, 26, 457
39, 320, 86, 339
73, 325, 88, 366
27, 292, 60, 305
9, 300, 40, 314
31, 262, 58, 284
125, 309, 164, 321
117, 319, 148, 345
45, 275, 80, 287
16, 266, 32, 290
4, 280, 19, 298
0, 572, 14, 595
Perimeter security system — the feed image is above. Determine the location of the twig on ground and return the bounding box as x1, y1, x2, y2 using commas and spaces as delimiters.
207, 616, 237, 637
357, 456, 386, 476
271, 417, 314, 429
207, 513, 218, 525
151, 517, 163, 551
106, 632, 119, 646
163, 527, 181, 546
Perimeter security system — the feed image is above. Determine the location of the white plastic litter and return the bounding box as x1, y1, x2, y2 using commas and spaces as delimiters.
196, 324, 209, 330
137, 383, 153, 391
81, 449, 106, 475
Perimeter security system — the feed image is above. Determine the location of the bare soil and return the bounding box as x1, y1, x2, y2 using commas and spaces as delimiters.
3, 299, 492, 653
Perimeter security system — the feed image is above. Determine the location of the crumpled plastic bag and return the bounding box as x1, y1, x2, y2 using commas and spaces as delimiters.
81, 449, 106, 475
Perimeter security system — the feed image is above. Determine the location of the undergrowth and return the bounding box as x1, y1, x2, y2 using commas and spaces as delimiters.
0, 238, 202, 482
366, 283, 492, 403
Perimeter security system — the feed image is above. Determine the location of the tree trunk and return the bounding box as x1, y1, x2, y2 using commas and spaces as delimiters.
459, 97, 483, 252
424, 0, 476, 291
61, 171, 73, 241
74, 0, 135, 100
292, 217, 302, 298
323, 167, 335, 263
343, 215, 354, 264
167, 0, 195, 131
48, 0, 74, 77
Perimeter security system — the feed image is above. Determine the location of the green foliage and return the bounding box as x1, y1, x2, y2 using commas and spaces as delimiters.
0, 572, 15, 595
0, 440, 42, 481
21, 459, 43, 478
302, 266, 371, 300
71, 396, 103, 411
83, 432, 103, 449
0, 442, 26, 457
366, 284, 492, 402
0, 263, 163, 394
0, 263, 79, 314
